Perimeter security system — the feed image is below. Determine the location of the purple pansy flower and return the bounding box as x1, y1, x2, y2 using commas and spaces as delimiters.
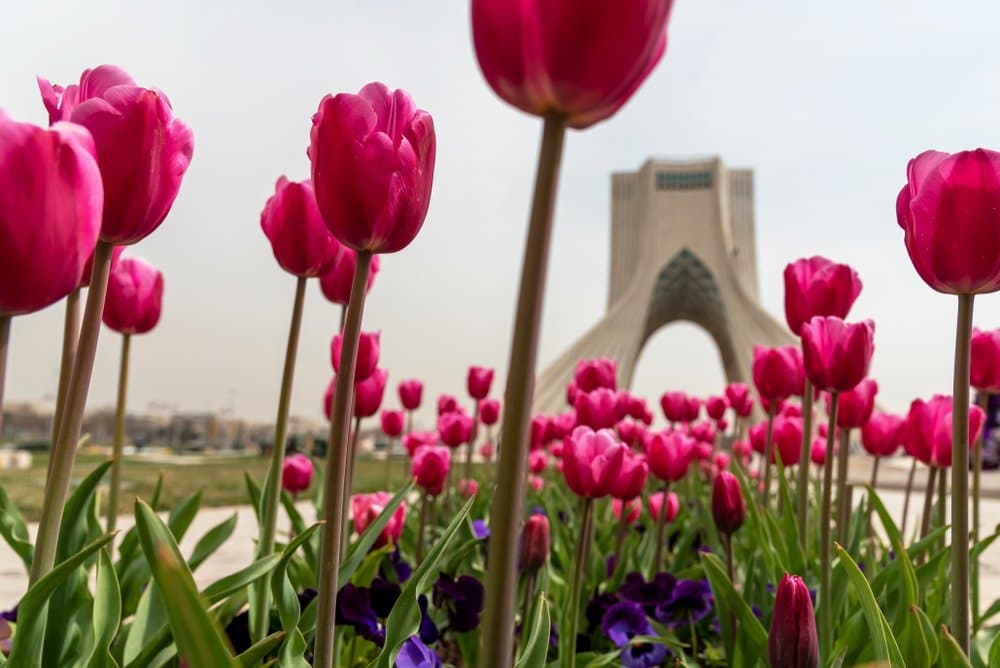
395, 636, 441, 668
336, 583, 383, 645
432, 574, 485, 633
655, 578, 713, 629
601, 601, 668, 668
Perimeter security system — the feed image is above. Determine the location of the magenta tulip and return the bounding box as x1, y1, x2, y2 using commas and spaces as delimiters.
282, 454, 313, 494
830, 378, 878, 429
309, 83, 435, 254
353, 368, 388, 419
479, 398, 501, 426
398, 379, 423, 411
608, 451, 649, 501
561, 426, 628, 499
381, 409, 405, 438
574, 388, 621, 430
37, 64, 134, 124
613, 498, 641, 525
573, 358, 617, 393
646, 431, 694, 483
801, 317, 874, 392
861, 411, 905, 458
101, 256, 164, 335
438, 411, 474, 449
971, 327, 1000, 391
906, 395, 987, 468
332, 331, 380, 382
753, 346, 805, 402
351, 491, 406, 548
706, 396, 728, 421
648, 491, 679, 523
810, 439, 827, 466
772, 415, 805, 466
412, 445, 450, 496
403, 431, 438, 457
660, 391, 690, 423
769, 573, 819, 668
318, 248, 380, 305
519, 514, 550, 571
261, 176, 341, 277
712, 471, 745, 535
725, 382, 754, 418
467, 365, 495, 400
783, 256, 863, 336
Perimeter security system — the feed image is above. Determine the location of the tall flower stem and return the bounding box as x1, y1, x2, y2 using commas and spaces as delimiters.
561, 498, 594, 668
973, 391, 988, 624
341, 416, 362, 557
481, 112, 567, 666
836, 428, 852, 546
50, 289, 81, 459
30, 241, 113, 585
937, 460, 947, 548
901, 458, 918, 538
251, 275, 307, 641
723, 532, 737, 659
952, 292, 974, 653
819, 391, 839, 662
401, 411, 413, 482
0, 316, 10, 444
466, 400, 480, 483
611, 503, 630, 577
383, 435, 394, 488
106, 333, 131, 534
761, 409, 776, 506
417, 492, 428, 564
919, 466, 937, 543
652, 482, 670, 575
865, 456, 881, 538
796, 380, 814, 552
314, 250, 373, 668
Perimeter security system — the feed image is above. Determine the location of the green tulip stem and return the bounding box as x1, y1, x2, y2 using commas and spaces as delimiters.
0, 316, 9, 446
480, 112, 567, 667
612, 500, 631, 578
973, 390, 988, 624
819, 390, 839, 662
50, 288, 80, 462
341, 415, 362, 557
919, 465, 938, 544
417, 491, 428, 565
383, 435, 394, 488
314, 250, 373, 668
561, 498, 594, 668
762, 408, 776, 506
251, 275, 307, 641
952, 292, 975, 653
796, 380, 814, 552
106, 333, 131, 534
401, 410, 413, 482
901, 458, 918, 539
466, 399, 480, 483
836, 427, 852, 546
30, 240, 113, 585
653, 482, 670, 575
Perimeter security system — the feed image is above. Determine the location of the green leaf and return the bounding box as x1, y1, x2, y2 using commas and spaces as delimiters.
989, 624, 1000, 668
369, 496, 475, 668
85, 549, 122, 668
270, 524, 322, 668
775, 459, 806, 576
202, 554, 283, 603
515, 596, 551, 668
0, 484, 32, 571
700, 552, 768, 661
244, 472, 262, 524
188, 513, 237, 572
235, 632, 285, 667
6, 532, 115, 667
940, 625, 972, 667
133, 499, 236, 667
833, 543, 905, 667
166, 490, 202, 543
340, 482, 412, 589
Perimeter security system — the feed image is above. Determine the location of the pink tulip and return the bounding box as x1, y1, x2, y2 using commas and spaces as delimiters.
810, 439, 827, 466
403, 430, 438, 457
471, 0, 674, 129
438, 411, 473, 448
381, 409, 405, 438
318, 248, 381, 305
609, 451, 649, 501
479, 398, 501, 426
574, 388, 621, 430
830, 378, 878, 429
37, 65, 133, 124
529, 449, 548, 474
102, 256, 164, 334
712, 471, 745, 535
398, 379, 423, 411
706, 396, 728, 421
309, 83, 435, 253
772, 415, 804, 466
0, 113, 102, 316
769, 573, 820, 668
907, 396, 986, 468
783, 256, 863, 336
648, 491, 679, 523
749, 421, 768, 455
733, 439, 752, 460
613, 497, 642, 525
691, 420, 716, 444
801, 317, 875, 393
282, 453, 313, 494
753, 345, 805, 403
566, 381, 579, 406
332, 330, 380, 382
861, 411, 905, 458
528, 474, 544, 492
561, 426, 628, 499
261, 176, 341, 277
725, 383, 753, 418
467, 365, 495, 400
412, 445, 450, 496
437, 394, 460, 416
519, 514, 550, 570
660, 391, 691, 423
549, 411, 577, 440
353, 368, 388, 419
713, 452, 731, 470
351, 491, 406, 548
896, 149, 1000, 295
458, 478, 479, 499
646, 431, 694, 483
573, 358, 617, 393
530, 415, 550, 450
971, 327, 1000, 391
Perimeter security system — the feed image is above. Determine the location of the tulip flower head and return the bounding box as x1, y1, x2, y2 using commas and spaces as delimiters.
282, 454, 313, 494
467, 365, 495, 400
706, 395, 728, 421
528, 474, 544, 492
783, 256, 863, 336
529, 449, 548, 474
646, 431, 694, 483
351, 491, 406, 548
458, 479, 479, 499
318, 248, 380, 305
398, 379, 423, 411
261, 176, 341, 277
519, 514, 550, 572
575, 388, 622, 430
906, 395, 986, 468
753, 346, 805, 403
561, 427, 628, 499
712, 471, 745, 535
613, 497, 642, 525
438, 411, 473, 448
769, 573, 819, 668
381, 409, 405, 438
101, 256, 164, 335
801, 317, 875, 393
479, 441, 495, 461
573, 358, 617, 393
479, 398, 501, 426
437, 394, 460, 416
861, 411, 905, 458
830, 378, 878, 429
810, 439, 827, 467
412, 445, 451, 496
403, 431, 439, 457
609, 451, 649, 501
332, 330, 380, 383
971, 327, 1000, 391
725, 382, 754, 418
354, 368, 388, 419
648, 491, 679, 523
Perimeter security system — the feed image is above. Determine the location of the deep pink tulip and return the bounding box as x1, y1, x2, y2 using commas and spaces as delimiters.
706, 396, 728, 421
332, 330, 380, 382
37, 65, 133, 124
519, 514, 550, 571
691, 420, 716, 444
0, 113, 102, 316
102, 256, 164, 335
783, 256, 863, 336
907, 396, 986, 468
769, 573, 820, 668
351, 491, 406, 548
480, 441, 496, 461
318, 248, 380, 305
467, 365, 495, 400
613, 498, 641, 525
692, 441, 714, 462
801, 317, 875, 393
403, 430, 438, 457
573, 358, 617, 393
780, 403, 803, 419
566, 381, 579, 406
609, 452, 649, 501
381, 409, 405, 438
550, 411, 577, 440
717, 417, 729, 433
46, 66, 194, 245
971, 327, 1000, 391
772, 415, 805, 466
725, 383, 753, 418
282, 454, 313, 494
646, 431, 694, 483
412, 445, 450, 496
713, 452, 731, 470
648, 491, 679, 523
829, 378, 878, 429
529, 450, 548, 474
398, 379, 423, 411
261, 176, 341, 278
617, 419, 642, 447
437, 394, 460, 416
896, 149, 1000, 295
810, 439, 827, 467
458, 478, 479, 499
659, 391, 690, 423
353, 368, 388, 419
712, 471, 745, 535
80, 245, 124, 289
309, 83, 435, 254
471, 0, 674, 129
530, 415, 550, 450
753, 345, 805, 402
749, 421, 768, 455
479, 398, 501, 426
528, 474, 544, 491
561, 426, 628, 499
733, 439, 752, 460
861, 411, 905, 458
575, 388, 621, 430
438, 411, 474, 448
323, 376, 335, 421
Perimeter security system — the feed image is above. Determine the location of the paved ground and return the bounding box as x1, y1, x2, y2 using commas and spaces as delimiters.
1, 455, 999, 615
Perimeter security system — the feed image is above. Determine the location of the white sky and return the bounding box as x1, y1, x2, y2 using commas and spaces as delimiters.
5, 1, 1000, 430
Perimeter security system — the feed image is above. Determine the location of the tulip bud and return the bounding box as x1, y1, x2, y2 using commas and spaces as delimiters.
573, 358, 617, 393
282, 454, 313, 494
706, 396, 728, 421
479, 441, 496, 461
332, 330, 380, 382
613, 498, 641, 525
801, 317, 874, 393
769, 573, 819, 668
353, 368, 388, 419
648, 491, 679, 523
725, 383, 753, 418
318, 248, 380, 305
479, 398, 501, 426
438, 412, 473, 448
712, 471, 745, 535
381, 409, 405, 438
561, 427, 627, 499
519, 514, 550, 572
783, 256, 862, 336
753, 345, 805, 402
102, 256, 164, 335
574, 388, 621, 430
412, 445, 450, 496
260, 176, 341, 277
528, 474, 544, 492
529, 450, 548, 474
398, 379, 423, 411
971, 327, 1000, 391
467, 365, 495, 400
351, 491, 406, 548
831, 378, 878, 429
437, 394, 460, 416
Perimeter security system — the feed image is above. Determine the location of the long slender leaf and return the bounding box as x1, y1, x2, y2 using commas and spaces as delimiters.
86, 550, 122, 668
939, 625, 972, 667
834, 543, 905, 667
188, 513, 238, 572
271, 524, 322, 668
515, 595, 551, 668
235, 632, 286, 668
0, 485, 32, 571
700, 552, 768, 660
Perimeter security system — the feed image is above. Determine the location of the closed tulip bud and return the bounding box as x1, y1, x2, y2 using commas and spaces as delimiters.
412, 445, 451, 496
438, 411, 473, 448
574, 388, 621, 430
102, 256, 164, 334
479, 398, 500, 426
828, 378, 878, 429
971, 327, 1000, 391
692, 441, 714, 462
659, 391, 689, 423
282, 454, 313, 494
861, 411, 905, 458
783, 256, 863, 336
753, 346, 805, 402
519, 514, 550, 572
354, 368, 388, 419
646, 431, 694, 483
403, 430, 438, 457
310, 83, 435, 253
332, 330, 380, 382
566, 381, 579, 406
717, 417, 729, 433
318, 248, 380, 305
472, 0, 674, 129
772, 416, 805, 466
458, 478, 479, 499
801, 317, 875, 393
712, 471, 745, 535
529, 450, 548, 474
609, 452, 649, 501
467, 365, 495, 400
691, 421, 716, 444
573, 358, 617, 393
648, 491, 679, 523
398, 379, 423, 411
0, 113, 102, 316
260, 176, 341, 277
561, 427, 627, 499
780, 403, 803, 419
733, 439, 752, 460
908, 395, 987, 468
769, 573, 819, 668
706, 396, 728, 421
351, 491, 406, 548
381, 409, 405, 438
810, 439, 827, 467
613, 498, 642, 525
896, 149, 1000, 295
725, 383, 753, 417
437, 394, 460, 416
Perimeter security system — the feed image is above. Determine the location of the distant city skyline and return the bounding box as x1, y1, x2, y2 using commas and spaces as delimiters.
5, 1, 1000, 428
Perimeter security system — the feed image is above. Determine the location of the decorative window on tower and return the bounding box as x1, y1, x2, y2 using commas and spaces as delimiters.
655, 171, 712, 190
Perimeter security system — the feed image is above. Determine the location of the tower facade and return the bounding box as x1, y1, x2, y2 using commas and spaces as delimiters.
533, 157, 794, 414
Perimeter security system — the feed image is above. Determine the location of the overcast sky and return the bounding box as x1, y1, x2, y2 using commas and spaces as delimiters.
5, 1, 1000, 430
